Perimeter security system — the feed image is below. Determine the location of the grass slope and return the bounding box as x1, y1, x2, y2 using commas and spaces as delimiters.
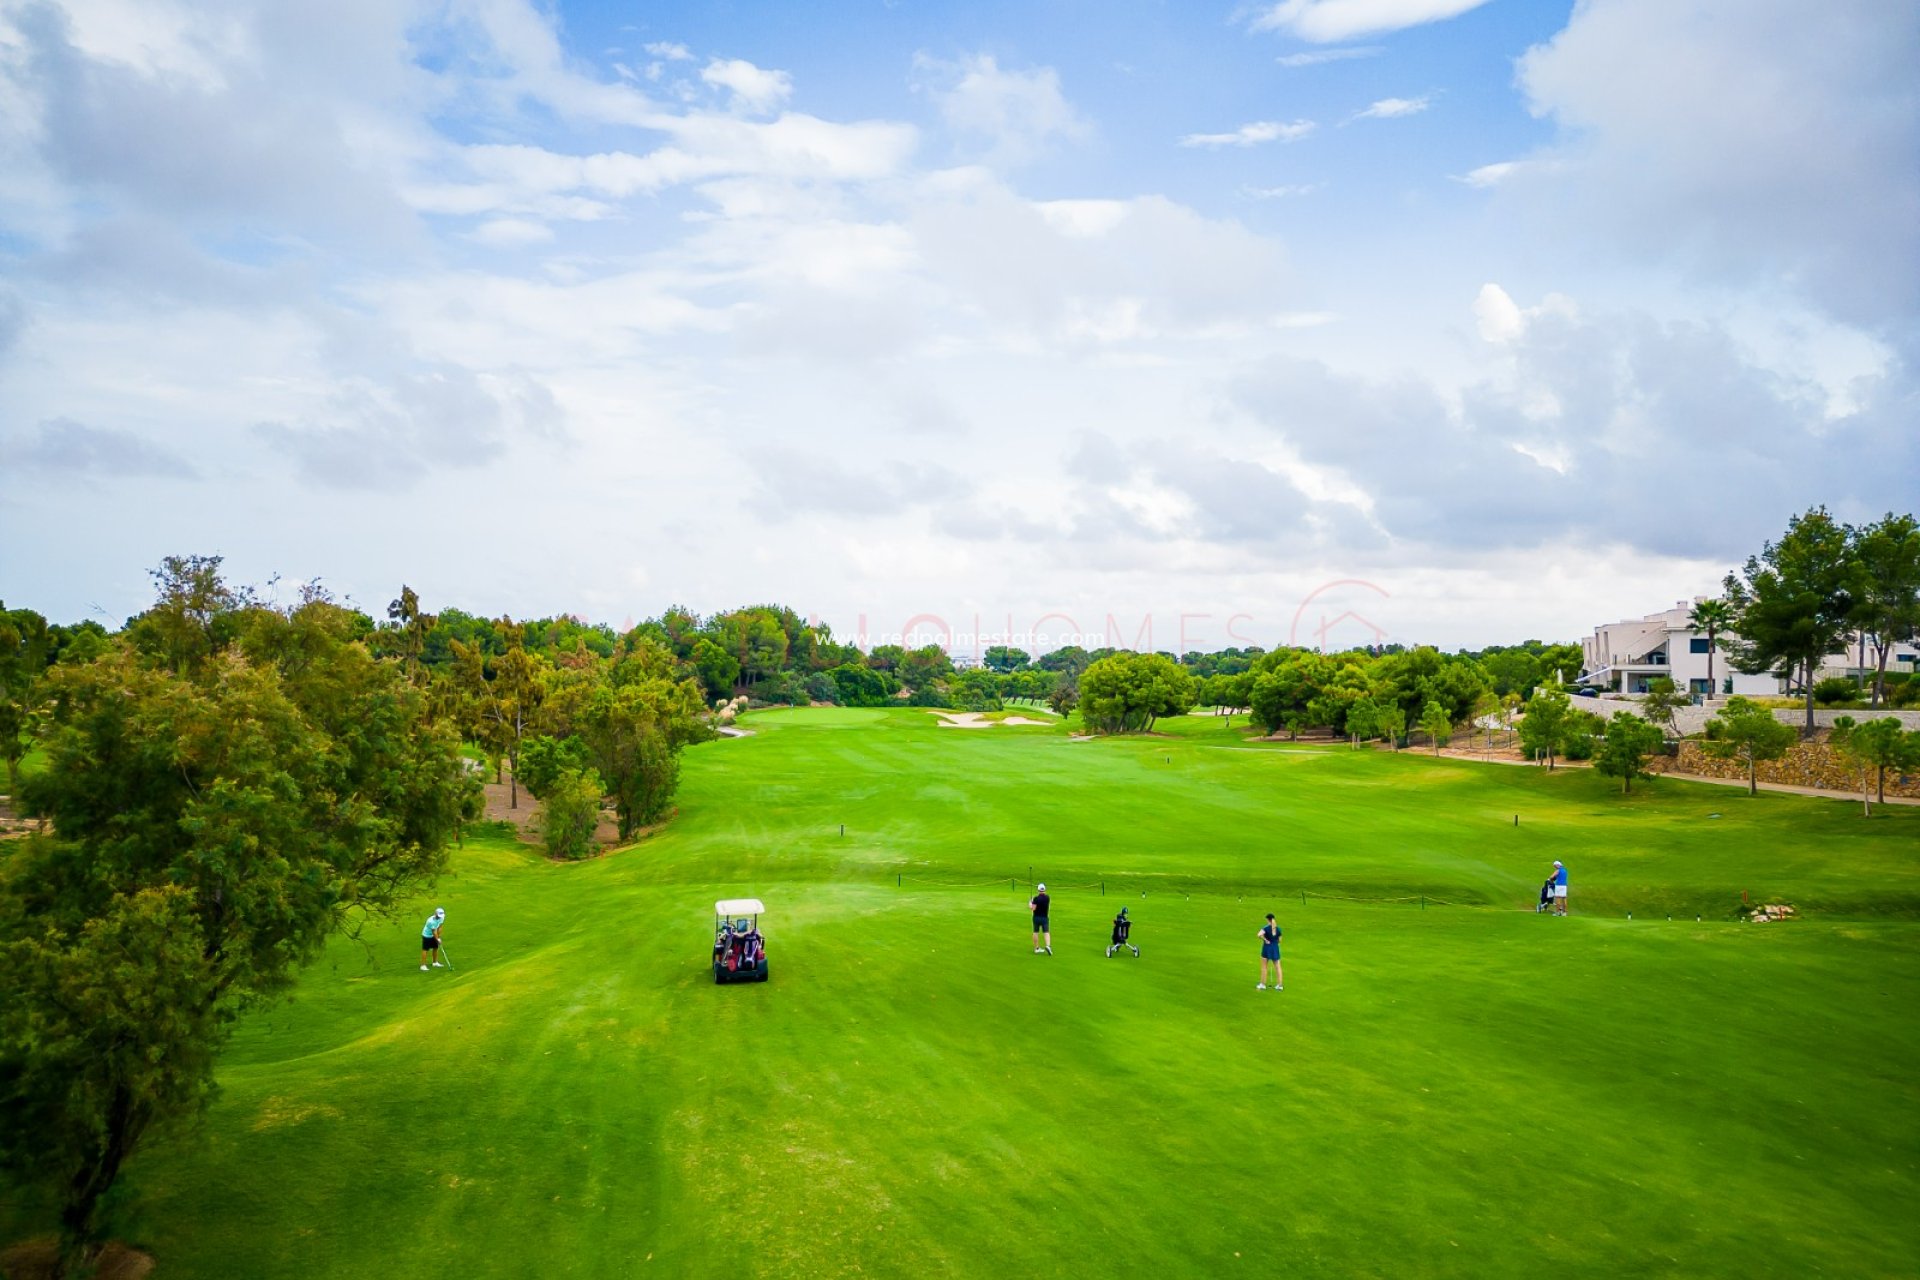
5, 710, 1918, 1277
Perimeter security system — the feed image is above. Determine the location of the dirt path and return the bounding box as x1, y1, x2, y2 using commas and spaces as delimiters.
479, 777, 621, 846
1656, 771, 1920, 807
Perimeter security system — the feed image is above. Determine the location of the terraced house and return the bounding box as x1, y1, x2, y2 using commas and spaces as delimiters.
1580, 599, 1917, 698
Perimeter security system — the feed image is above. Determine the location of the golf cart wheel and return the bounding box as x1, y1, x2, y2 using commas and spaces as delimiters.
756, 963, 769, 983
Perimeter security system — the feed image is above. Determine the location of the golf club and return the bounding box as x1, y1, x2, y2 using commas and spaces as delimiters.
439, 945, 454, 970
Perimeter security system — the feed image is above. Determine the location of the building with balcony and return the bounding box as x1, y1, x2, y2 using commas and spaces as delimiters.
1582, 599, 1919, 698
1583, 600, 1781, 698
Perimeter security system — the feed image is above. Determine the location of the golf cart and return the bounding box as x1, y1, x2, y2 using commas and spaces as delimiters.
712, 898, 769, 984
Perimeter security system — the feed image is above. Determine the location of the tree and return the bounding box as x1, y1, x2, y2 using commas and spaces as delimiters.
691, 638, 741, 699
517, 733, 593, 801
1035, 645, 1092, 677
1047, 678, 1079, 717
1849, 513, 1920, 709
1518, 686, 1572, 770
1078, 652, 1195, 734
461, 622, 546, 809
1418, 701, 1451, 755
0, 603, 53, 795
1377, 703, 1406, 750
2, 590, 468, 1268
385, 585, 435, 685
983, 646, 1030, 673
1830, 716, 1918, 811
1686, 598, 1736, 697
898, 645, 954, 693
540, 767, 605, 859
1345, 695, 1383, 748
1723, 507, 1858, 734
1639, 676, 1687, 739
577, 674, 708, 839
1702, 696, 1798, 796
124, 554, 252, 676
828, 663, 893, 707
1480, 648, 1544, 699
1594, 713, 1664, 794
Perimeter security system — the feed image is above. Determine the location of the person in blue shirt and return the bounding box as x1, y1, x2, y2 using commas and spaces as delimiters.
420, 907, 446, 970
1551, 861, 1569, 916
1257, 913, 1282, 990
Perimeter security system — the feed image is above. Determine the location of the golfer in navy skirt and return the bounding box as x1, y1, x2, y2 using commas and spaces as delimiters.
1257, 913, 1282, 991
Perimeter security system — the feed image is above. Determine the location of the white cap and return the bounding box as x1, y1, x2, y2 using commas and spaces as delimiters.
1552, 861, 1562, 867
1037, 883, 1046, 891
433, 907, 445, 916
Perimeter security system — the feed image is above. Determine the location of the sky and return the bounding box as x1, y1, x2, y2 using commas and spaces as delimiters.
1, 0, 1916, 656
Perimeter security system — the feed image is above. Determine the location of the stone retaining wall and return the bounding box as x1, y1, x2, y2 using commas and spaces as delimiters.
1578, 700, 1920, 738
1668, 740, 1920, 799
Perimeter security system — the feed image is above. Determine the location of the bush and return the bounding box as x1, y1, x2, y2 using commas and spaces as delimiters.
1813, 676, 1862, 706
907, 685, 953, 708
805, 671, 840, 704
1562, 731, 1596, 761
540, 767, 604, 860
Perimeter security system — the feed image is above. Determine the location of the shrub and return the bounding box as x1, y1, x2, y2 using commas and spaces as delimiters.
1813, 676, 1862, 706
907, 685, 953, 709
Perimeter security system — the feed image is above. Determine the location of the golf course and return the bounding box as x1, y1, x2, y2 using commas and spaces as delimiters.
6, 707, 1919, 1277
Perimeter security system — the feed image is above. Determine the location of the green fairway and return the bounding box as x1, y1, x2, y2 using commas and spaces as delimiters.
7, 709, 1919, 1277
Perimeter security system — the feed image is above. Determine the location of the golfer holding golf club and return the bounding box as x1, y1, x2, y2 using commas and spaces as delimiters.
420, 907, 446, 971
1030, 883, 1052, 955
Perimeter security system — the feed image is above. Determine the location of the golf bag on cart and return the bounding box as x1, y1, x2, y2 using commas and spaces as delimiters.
1535, 878, 1555, 913
1106, 908, 1139, 957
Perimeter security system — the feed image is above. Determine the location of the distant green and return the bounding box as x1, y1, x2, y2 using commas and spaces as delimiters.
5, 708, 1917, 1277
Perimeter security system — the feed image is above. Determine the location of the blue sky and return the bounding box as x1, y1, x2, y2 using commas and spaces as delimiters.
1, 0, 1915, 653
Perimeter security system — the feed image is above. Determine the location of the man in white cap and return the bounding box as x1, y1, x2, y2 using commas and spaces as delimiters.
1029, 883, 1051, 955
1551, 861, 1568, 916
420, 907, 447, 969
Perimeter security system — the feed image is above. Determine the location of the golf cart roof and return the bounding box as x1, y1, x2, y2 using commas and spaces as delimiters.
715, 898, 765, 916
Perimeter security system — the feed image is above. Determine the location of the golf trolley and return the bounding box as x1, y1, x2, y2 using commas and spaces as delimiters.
713, 898, 769, 984
1106, 908, 1139, 958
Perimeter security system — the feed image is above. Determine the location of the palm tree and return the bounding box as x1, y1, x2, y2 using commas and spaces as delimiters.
1687, 598, 1736, 698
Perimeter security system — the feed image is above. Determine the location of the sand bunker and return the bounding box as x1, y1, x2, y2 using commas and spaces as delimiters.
931, 711, 1051, 728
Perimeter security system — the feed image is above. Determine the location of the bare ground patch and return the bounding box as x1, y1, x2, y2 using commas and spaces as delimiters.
0, 1239, 154, 1280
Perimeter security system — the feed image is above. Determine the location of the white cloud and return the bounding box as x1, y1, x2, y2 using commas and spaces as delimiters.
1035, 199, 1131, 239
1243, 183, 1323, 200
1472, 283, 1524, 343
700, 58, 792, 115
4, 0, 1911, 655
1453, 159, 1537, 188
1251, 0, 1493, 43
915, 54, 1088, 167
1179, 120, 1315, 149
1276, 45, 1382, 67
468, 217, 553, 247
1354, 95, 1429, 120
1515, 0, 1920, 329
644, 41, 692, 60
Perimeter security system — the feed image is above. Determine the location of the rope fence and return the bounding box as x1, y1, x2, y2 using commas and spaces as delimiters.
892, 871, 1470, 909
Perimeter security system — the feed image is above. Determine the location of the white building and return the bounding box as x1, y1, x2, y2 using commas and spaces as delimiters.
1582, 600, 1772, 697
1582, 599, 1919, 697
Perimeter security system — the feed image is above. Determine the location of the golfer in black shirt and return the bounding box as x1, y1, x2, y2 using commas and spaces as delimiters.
1030, 884, 1052, 955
